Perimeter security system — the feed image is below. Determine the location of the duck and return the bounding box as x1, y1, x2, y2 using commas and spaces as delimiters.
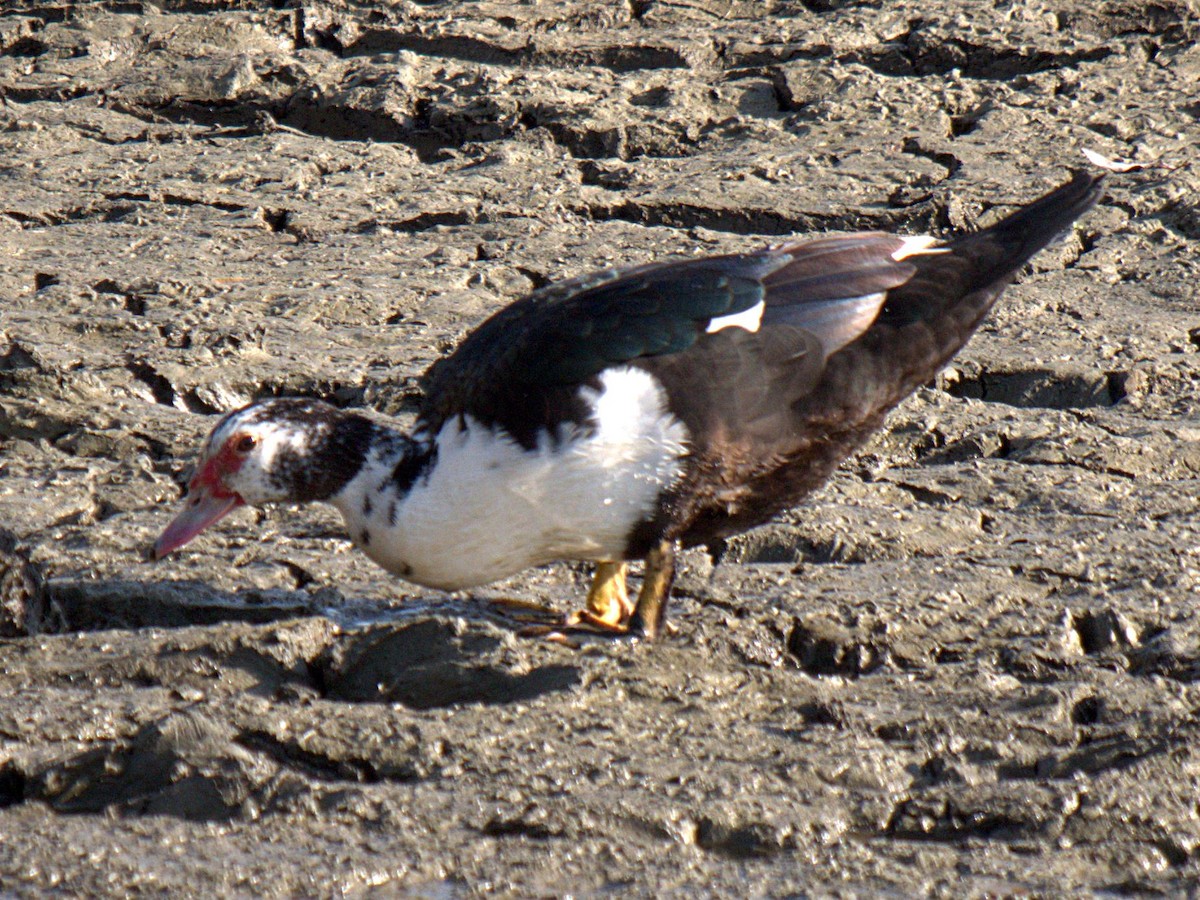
153, 172, 1103, 639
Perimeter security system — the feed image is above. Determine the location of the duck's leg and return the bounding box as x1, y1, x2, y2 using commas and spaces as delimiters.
629, 540, 677, 641
517, 550, 676, 640
565, 561, 632, 630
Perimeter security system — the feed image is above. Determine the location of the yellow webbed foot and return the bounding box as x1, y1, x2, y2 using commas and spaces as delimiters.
509, 547, 679, 642
564, 561, 632, 632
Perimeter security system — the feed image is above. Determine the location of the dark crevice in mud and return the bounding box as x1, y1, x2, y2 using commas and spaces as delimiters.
943, 367, 1123, 410
312, 25, 690, 72
578, 159, 634, 190
236, 730, 423, 784
2, 35, 47, 57
696, 818, 795, 858
850, 34, 1115, 80
901, 137, 961, 179
791, 0, 871, 11
884, 795, 1045, 842
795, 535, 865, 565
1071, 608, 1139, 655
324, 652, 583, 709
279, 101, 434, 155
572, 197, 948, 238
536, 118, 700, 162
796, 700, 846, 727
279, 560, 316, 591
627, 0, 653, 21
478, 817, 557, 840
126, 360, 177, 408
304, 654, 331, 698
108, 96, 471, 166
949, 110, 988, 137
1153, 837, 1193, 869
95, 278, 147, 314
1, 528, 51, 638
0, 80, 98, 104
0, 764, 26, 809
883, 479, 963, 508
512, 265, 551, 290
725, 30, 1119, 80
178, 388, 222, 416
1158, 197, 1200, 241
45, 580, 317, 634
108, 190, 248, 215
362, 209, 544, 236
998, 730, 1177, 781
1076, 228, 1102, 257
4, 190, 252, 231
2, 202, 115, 229
363, 209, 478, 234
259, 207, 291, 234
1071, 695, 1104, 726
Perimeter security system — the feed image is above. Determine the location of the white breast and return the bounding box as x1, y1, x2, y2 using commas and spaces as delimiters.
332, 366, 689, 590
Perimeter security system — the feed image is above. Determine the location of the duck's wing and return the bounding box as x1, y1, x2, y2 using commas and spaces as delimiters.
419, 171, 1103, 453
417, 234, 919, 448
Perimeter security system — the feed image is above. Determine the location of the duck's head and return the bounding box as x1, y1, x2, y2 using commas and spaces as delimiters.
152, 398, 374, 559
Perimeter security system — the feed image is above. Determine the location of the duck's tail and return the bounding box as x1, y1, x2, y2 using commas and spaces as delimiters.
884, 171, 1105, 330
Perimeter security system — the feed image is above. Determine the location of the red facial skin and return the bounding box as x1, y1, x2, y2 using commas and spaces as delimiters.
151, 437, 250, 559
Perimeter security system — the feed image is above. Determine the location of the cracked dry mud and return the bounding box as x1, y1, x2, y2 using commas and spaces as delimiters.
2, 0, 1200, 895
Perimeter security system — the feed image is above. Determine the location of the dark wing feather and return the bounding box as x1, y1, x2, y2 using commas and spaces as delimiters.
418, 237, 922, 447
760, 234, 918, 354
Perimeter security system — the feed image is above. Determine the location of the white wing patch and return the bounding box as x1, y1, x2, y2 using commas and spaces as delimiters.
891, 235, 948, 260
705, 299, 766, 334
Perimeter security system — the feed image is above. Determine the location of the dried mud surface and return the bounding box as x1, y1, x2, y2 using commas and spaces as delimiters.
3, 0, 1200, 895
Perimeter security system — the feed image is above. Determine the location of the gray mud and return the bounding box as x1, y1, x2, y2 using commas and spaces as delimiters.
3, 1, 1200, 895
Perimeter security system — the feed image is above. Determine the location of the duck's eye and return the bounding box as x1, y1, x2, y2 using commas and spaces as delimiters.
233, 434, 258, 454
